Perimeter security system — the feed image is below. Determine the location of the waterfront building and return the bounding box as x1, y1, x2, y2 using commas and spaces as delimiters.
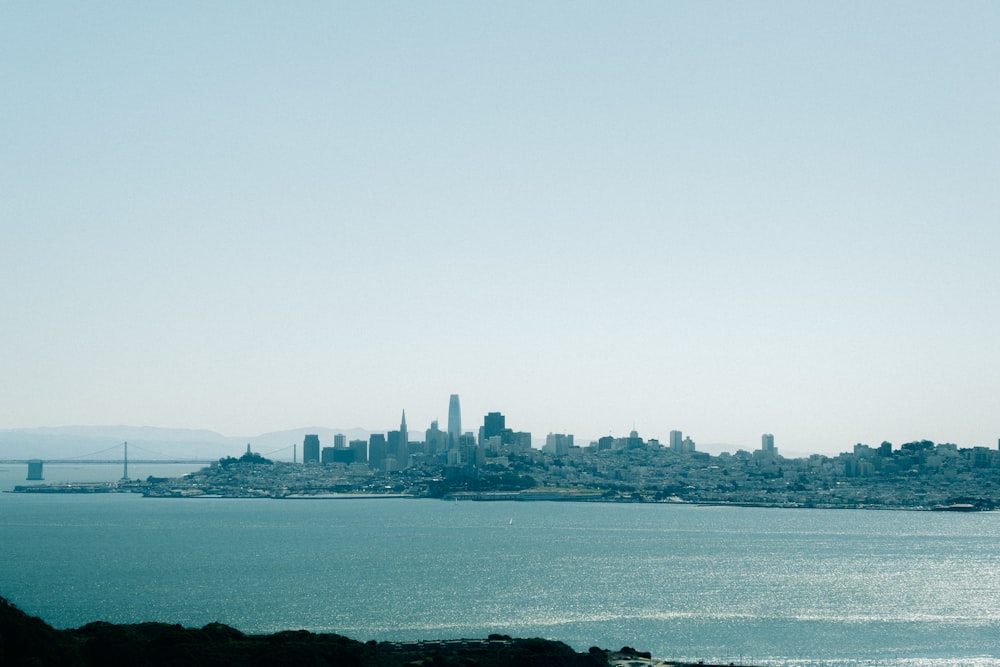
448, 394, 462, 450
26, 459, 43, 480
303, 434, 320, 465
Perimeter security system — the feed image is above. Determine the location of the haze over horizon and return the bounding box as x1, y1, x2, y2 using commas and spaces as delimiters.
0, 420, 805, 459
0, 411, 991, 461
3, 3, 998, 458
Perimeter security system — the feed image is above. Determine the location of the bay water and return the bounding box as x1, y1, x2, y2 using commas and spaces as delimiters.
1, 487, 998, 666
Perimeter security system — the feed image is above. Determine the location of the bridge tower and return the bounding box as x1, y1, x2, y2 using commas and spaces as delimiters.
121, 441, 129, 481
26, 459, 43, 480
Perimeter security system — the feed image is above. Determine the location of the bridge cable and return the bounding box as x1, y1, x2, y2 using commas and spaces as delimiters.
49, 443, 127, 462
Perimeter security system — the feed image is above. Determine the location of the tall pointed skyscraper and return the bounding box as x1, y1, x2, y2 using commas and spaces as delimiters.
448, 394, 462, 449
399, 410, 409, 466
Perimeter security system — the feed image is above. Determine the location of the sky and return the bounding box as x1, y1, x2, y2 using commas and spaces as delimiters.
2, 2, 998, 457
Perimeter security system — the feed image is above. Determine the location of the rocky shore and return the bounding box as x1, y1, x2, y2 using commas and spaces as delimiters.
0, 596, 755, 667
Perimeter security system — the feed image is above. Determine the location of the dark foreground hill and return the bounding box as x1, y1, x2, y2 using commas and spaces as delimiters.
0, 596, 617, 667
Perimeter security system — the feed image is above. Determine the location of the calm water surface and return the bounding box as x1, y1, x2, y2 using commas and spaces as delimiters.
0, 492, 997, 667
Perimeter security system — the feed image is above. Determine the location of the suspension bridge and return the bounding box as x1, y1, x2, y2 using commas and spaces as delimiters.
2, 441, 295, 480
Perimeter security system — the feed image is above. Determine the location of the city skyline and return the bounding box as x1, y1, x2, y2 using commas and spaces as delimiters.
4, 390, 995, 463
2, 4, 999, 458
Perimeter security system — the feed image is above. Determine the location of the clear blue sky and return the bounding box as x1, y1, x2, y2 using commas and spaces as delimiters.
2, 2, 998, 456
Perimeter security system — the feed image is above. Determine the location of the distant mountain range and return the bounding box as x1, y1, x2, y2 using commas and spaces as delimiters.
0, 426, 377, 461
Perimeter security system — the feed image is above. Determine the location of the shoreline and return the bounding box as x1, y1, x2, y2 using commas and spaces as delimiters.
0, 595, 761, 667
5, 482, 992, 512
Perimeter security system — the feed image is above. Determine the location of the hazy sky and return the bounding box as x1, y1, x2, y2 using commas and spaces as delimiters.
2, 2, 998, 456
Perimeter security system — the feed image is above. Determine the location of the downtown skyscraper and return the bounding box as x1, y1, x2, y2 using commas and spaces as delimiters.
448, 394, 461, 449
399, 410, 409, 466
